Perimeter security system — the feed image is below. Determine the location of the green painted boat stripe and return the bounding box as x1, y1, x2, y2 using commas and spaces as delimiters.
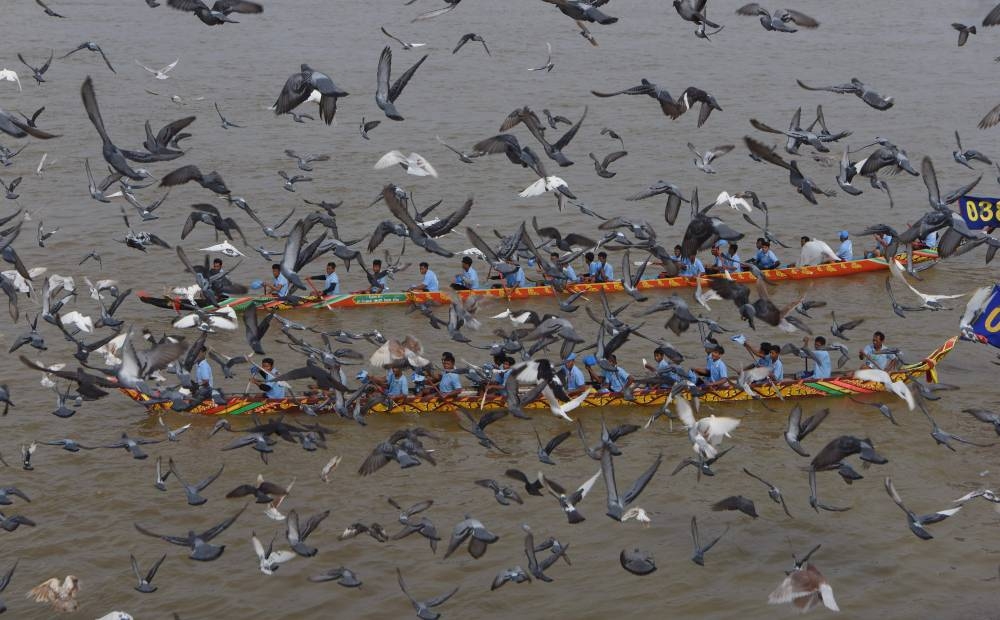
808, 382, 849, 396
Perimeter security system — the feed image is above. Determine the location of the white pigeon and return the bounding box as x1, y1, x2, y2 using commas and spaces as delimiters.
374, 151, 438, 177
135, 58, 179, 79
0, 69, 21, 92
492, 308, 534, 325
200, 240, 245, 257
713, 191, 753, 213
84, 277, 116, 300
621, 507, 651, 526
3, 267, 46, 293
543, 387, 592, 422
959, 285, 995, 339
694, 276, 722, 310
60, 310, 94, 334
675, 396, 740, 459
853, 368, 915, 410
252, 531, 296, 575
171, 284, 200, 305
48, 274, 75, 293
889, 259, 967, 309
36, 153, 51, 176
320, 456, 342, 483
799, 239, 840, 266
456, 247, 487, 261
519, 175, 571, 198
173, 307, 238, 331
265, 478, 295, 521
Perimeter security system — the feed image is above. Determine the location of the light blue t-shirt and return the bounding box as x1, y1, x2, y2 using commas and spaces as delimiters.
603, 366, 630, 392
720, 252, 742, 272
565, 365, 586, 390
253, 366, 286, 397
863, 344, 890, 370
563, 265, 578, 283
324, 272, 340, 294
755, 249, 779, 269
372, 271, 389, 292
771, 358, 784, 381
386, 372, 408, 396
681, 257, 705, 277
597, 262, 613, 282
706, 356, 728, 383
439, 371, 462, 392
811, 350, 831, 379
458, 267, 479, 289
505, 267, 526, 287
273, 273, 290, 297
195, 359, 213, 388
924, 231, 938, 249
421, 269, 439, 292
588, 261, 600, 276
836, 239, 853, 261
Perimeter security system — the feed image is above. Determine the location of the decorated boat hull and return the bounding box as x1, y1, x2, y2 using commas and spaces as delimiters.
139, 250, 939, 314
120, 337, 956, 417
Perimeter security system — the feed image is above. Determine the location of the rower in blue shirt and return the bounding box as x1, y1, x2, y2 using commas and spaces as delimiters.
409, 262, 439, 292
385, 367, 409, 398
251, 358, 287, 398
681, 253, 706, 277
369, 259, 390, 293
836, 231, 853, 261
320, 262, 340, 295
696, 346, 729, 387
194, 347, 213, 388
801, 336, 832, 379
562, 353, 587, 392
549, 252, 579, 284
504, 262, 526, 288
451, 256, 480, 290
860, 330, 895, 370
436, 352, 463, 396
723, 242, 742, 272
599, 354, 631, 393
754, 240, 779, 269
594, 251, 614, 282
266, 264, 291, 297
766, 345, 783, 380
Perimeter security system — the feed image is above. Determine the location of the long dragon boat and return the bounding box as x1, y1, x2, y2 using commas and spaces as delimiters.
139, 249, 939, 314
121, 337, 957, 417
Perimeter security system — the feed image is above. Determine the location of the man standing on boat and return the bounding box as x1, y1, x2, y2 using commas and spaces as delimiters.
408, 262, 439, 292
836, 231, 853, 261
450, 256, 479, 290
195, 347, 213, 388
860, 331, 896, 370
251, 358, 287, 398
265, 263, 290, 298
